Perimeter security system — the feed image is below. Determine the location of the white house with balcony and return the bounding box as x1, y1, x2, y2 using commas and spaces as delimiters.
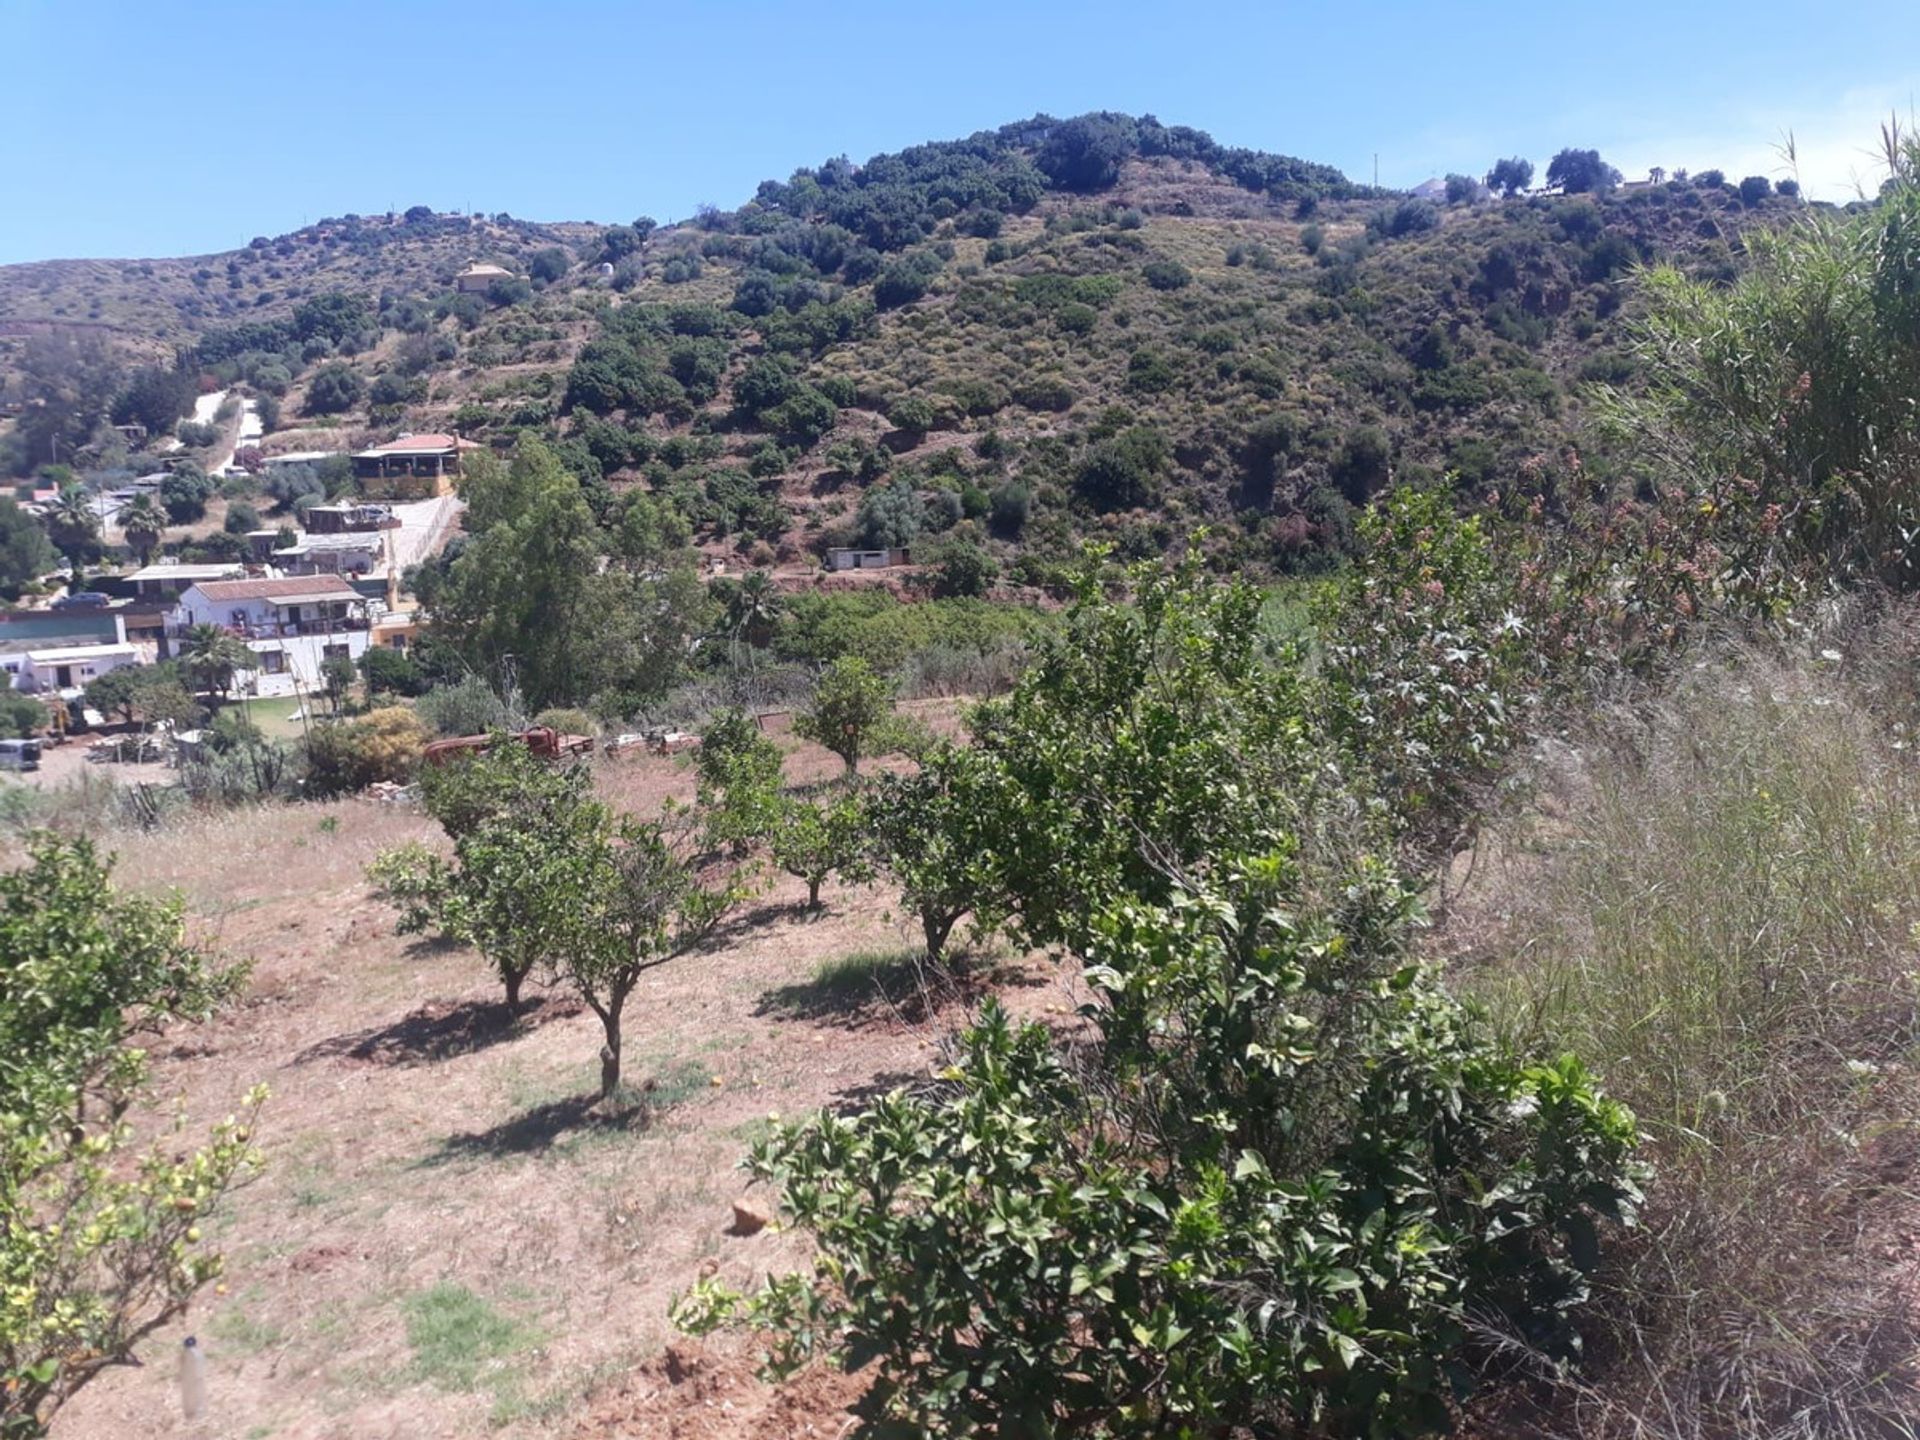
169, 575, 374, 698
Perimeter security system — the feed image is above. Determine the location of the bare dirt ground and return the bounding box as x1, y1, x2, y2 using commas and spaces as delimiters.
17, 738, 174, 791
49, 717, 1057, 1440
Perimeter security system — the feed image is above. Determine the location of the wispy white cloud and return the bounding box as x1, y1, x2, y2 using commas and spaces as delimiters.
1608, 83, 1918, 200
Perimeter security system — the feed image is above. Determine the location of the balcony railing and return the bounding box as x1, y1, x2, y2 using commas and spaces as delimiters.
167, 616, 369, 641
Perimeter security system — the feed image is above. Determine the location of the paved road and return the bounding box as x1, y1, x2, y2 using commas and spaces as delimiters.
386, 494, 464, 570
201, 391, 261, 475
155, 389, 260, 473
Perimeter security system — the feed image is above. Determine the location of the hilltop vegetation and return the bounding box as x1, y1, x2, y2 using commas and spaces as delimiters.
2, 113, 1805, 582
0, 208, 595, 351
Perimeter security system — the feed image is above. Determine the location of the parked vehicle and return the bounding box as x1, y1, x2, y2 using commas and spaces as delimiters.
50, 591, 112, 610
0, 738, 42, 772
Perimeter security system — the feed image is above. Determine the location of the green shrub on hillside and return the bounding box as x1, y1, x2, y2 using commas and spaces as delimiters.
680, 556, 1639, 1436
0, 839, 260, 1439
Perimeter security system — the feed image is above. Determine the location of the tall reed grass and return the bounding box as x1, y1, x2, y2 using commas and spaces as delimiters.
1469, 627, 1920, 1438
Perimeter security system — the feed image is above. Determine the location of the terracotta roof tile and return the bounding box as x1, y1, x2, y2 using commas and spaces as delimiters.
356, 433, 481, 455
190, 576, 362, 603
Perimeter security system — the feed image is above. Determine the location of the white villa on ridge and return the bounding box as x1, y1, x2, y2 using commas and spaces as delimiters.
167, 575, 374, 698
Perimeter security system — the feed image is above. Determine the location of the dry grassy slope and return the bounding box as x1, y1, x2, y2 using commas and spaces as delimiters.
49, 705, 1044, 1440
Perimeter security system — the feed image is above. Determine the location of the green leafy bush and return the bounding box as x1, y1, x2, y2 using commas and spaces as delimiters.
693, 708, 785, 856
793, 656, 902, 775
681, 557, 1639, 1435
304, 363, 364, 415
0, 839, 262, 1437
768, 788, 873, 909
1141, 259, 1192, 290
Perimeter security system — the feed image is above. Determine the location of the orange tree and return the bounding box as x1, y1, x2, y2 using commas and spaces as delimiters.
678, 538, 1641, 1435
1, 838, 262, 1438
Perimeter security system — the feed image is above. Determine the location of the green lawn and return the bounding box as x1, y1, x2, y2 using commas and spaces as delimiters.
237, 695, 321, 740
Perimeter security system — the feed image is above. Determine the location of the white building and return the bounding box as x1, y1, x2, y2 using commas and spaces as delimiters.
826, 547, 911, 571
272, 531, 386, 577
7, 643, 144, 696
169, 575, 374, 698
126, 561, 247, 602
258, 450, 343, 472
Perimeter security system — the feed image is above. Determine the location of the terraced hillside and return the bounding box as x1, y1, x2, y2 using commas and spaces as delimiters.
1, 112, 1798, 577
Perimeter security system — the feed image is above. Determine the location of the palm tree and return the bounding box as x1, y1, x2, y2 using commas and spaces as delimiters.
117, 493, 166, 566
723, 571, 784, 669
734, 571, 783, 647
180, 623, 253, 702
44, 486, 99, 572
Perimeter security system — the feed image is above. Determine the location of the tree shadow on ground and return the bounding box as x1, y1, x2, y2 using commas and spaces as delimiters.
294, 992, 583, 1068
754, 949, 1042, 1031
400, 934, 469, 960
422, 1090, 651, 1165
693, 899, 798, 951
825, 1068, 938, 1117
419, 1061, 713, 1166
425, 1092, 612, 1162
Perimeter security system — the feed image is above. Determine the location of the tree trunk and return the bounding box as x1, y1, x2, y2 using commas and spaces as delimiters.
504, 965, 527, 1014
598, 1007, 622, 1099
923, 906, 959, 964
807, 876, 822, 909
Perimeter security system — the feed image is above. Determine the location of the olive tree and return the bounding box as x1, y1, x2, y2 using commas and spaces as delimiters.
1545, 147, 1621, 195
1485, 156, 1534, 195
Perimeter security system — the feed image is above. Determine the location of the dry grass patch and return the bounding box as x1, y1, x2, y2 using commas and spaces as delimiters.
43, 771, 1049, 1438
1455, 626, 1920, 1439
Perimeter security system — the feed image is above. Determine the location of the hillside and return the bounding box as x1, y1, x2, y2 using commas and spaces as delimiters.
0, 112, 1799, 577
0, 211, 599, 353
10, 108, 1920, 1440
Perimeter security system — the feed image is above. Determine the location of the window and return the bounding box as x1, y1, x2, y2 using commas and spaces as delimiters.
260, 651, 287, 675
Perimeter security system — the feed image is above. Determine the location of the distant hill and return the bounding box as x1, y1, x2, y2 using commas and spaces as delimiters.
0, 210, 598, 353
0, 112, 1798, 575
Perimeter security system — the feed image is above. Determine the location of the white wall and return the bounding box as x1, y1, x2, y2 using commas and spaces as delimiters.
175, 591, 278, 631
17, 648, 141, 694
242, 632, 371, 699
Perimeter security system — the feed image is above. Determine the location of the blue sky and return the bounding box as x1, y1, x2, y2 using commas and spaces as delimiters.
2, 0, 1916, 263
